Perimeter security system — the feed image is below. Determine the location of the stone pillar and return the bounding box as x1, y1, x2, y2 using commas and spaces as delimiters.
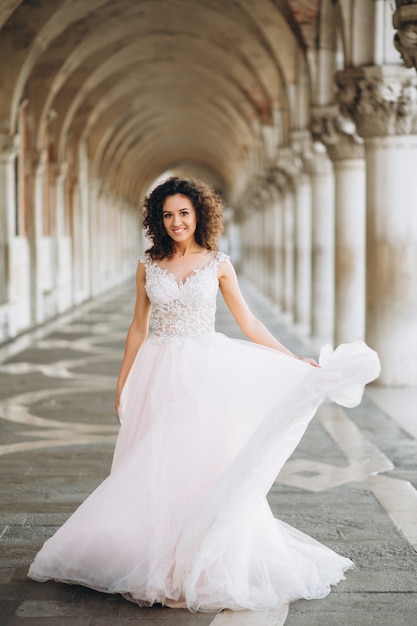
292, 132, 313, 334
260, 203, 270, 297
337, 65, 417, 385
247, 198, 261, 288
239, 217, 248, 277
271, 191, 284, 311
246, 214, 256, 284
54, 162, 67, 239
282, 189, 295, 320
88, 179, 101, 296
311, 108, 366, 344
29, 150, 45, 323
257, 187, 273, 298
265, 201, 276, 303
268, 160, 296, 319
77, 141, 92, 302
245, 211, 256, 284
0, 135, 17, 307
53, 162, 72, 311
310, 144, 335, 343
293, 174, 312, 333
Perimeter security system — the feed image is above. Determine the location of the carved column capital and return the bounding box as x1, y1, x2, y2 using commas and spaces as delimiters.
310, 106, 364, 160
265, 146, 302, 194
393, 2, 417, 70
336, 66, 417, 137
276, 147, 301, 178
291, 130, 314, 175
247, 177, 274, 211
266, 166, 293, 194
0, 133, 19, 160
50, 160, 68, 182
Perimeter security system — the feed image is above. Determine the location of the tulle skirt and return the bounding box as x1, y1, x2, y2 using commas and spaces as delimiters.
28, 332, 380, 612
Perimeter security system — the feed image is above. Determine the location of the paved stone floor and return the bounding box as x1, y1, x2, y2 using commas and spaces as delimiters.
0, 278, 416, 625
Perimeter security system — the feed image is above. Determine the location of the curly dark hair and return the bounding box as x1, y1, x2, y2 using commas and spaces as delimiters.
142, 177, 224, 259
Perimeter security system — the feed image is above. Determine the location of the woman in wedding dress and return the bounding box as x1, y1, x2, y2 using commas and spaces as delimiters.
28, 177, 380, 612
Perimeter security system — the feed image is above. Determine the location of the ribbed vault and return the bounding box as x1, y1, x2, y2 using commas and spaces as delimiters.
3, 1, 417, 386
0, 0, 311, 204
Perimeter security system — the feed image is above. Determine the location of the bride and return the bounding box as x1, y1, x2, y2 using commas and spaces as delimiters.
28, 176, 380, 612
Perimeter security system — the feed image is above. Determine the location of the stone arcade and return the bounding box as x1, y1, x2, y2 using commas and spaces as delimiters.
0, 0, 417, 386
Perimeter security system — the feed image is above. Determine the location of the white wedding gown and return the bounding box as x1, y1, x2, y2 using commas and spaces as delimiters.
28, 251, 380, 612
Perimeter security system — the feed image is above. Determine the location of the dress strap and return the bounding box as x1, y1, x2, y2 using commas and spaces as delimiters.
214, 251, 230, 265
139, 253, 152, 266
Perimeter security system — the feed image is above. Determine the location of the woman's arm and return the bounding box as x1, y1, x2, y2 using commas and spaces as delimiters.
115, 262, 151, 410
218, 260, 318, 365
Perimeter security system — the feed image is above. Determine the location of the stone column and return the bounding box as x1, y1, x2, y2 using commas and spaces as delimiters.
53, 162, 72, 311
259, 197, 271, 297
274, 162, 296, 321
292, 131, 313, 334
282, 189, 295, 320
311, 108, 366, 344
245, 211, 256, 285
258, 188, 273, 298
271, 190, 284, 312
265, 200, 277, 304
248, 196, 262, 292
268, 161, 296, 319
293, 173, 312, 333
239, 217, 248, 278
260, 203, 271, 297
77, 141, 92, 302
337, 65, 417, 385
0, 135, 18, 307
247, 213, 257, 285
29, 150, 45, 323
310, 144, 335, 343
88, 179, 101, 296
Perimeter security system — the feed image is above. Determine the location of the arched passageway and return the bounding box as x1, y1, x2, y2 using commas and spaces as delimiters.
0, 0, 417, 385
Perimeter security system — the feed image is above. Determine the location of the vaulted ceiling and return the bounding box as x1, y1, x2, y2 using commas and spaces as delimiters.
0, 0, 320, 202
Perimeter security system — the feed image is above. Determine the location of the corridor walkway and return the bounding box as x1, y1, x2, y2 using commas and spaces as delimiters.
0, 278, 416, 626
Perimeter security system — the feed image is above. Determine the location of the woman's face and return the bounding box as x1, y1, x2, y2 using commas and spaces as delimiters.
162, 194, 197, 244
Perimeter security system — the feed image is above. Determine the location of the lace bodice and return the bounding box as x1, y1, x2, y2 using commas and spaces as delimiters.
140, 251, 229, 339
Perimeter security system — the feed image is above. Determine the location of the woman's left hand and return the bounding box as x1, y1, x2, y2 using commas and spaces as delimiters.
298, 356, 320, 367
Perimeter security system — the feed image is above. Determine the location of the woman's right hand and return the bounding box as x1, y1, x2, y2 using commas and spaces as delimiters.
114, 393, 121, 414
113, 261, 150, 417
298, 356, 320, 367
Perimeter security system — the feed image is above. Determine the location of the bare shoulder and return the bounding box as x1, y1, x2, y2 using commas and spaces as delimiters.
217, 257, 239, 292
217, 253, 234, 276
135, 259, 147, 285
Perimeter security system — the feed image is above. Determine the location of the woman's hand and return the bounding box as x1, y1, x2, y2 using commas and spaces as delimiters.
218, 261, 321, 368
297, 356, 320, 367
114, 261, 150, 417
